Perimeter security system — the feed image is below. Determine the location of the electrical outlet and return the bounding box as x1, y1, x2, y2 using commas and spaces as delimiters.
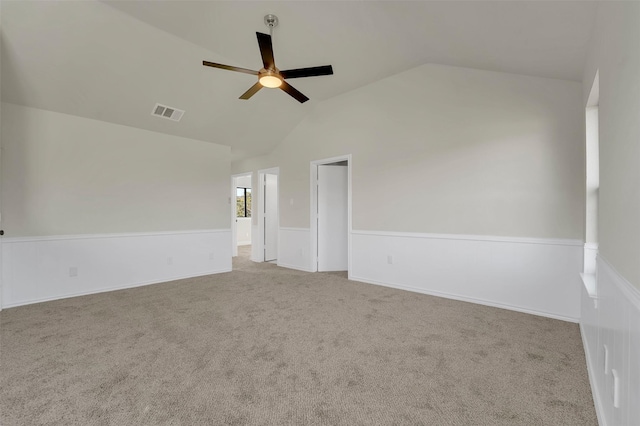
209, 252, 214, 261
69, 267, 78, 277
298, 248, 303, 257
387, 255, 393, 264
167, 257, 173, 266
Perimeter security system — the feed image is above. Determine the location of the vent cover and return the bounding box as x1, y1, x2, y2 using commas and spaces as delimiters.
151, 103, 185, 122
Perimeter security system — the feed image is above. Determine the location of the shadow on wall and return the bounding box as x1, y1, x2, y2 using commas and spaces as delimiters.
1, 33, 32, 238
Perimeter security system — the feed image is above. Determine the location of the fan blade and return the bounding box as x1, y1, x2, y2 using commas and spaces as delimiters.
256, 32, 275, 70
280, 81, 309, 103
202, 61, 257, 75
239, 82, 263, 100
281, 65, 333, 79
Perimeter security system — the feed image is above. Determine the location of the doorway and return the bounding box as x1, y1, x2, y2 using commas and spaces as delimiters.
310, 155, 351, 274
231, 173, 253, 259
258, 168, 279, 263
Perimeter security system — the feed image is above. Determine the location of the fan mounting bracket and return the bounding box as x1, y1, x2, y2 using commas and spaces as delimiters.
264, 14, 279, 30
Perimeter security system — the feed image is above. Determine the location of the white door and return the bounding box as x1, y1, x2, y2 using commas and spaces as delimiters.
317, 165, 348, 271
264, 174, 278, 261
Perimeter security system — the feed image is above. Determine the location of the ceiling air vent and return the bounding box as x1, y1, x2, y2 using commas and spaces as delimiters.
151, 103, 185, 122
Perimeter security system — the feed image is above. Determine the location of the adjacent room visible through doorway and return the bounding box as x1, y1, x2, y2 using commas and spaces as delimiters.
232, 173, 253, 260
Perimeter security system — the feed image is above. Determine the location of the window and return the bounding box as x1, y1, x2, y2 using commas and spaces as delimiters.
236, 187, 251, 218
583, 70, 599, 276
585, 105, 599, 245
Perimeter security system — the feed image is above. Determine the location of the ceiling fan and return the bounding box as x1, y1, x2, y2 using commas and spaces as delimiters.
202, 14, 333, 103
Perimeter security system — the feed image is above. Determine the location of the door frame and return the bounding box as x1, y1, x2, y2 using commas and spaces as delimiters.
230, 172, 252, 258
258, 167, 279, 263
310, 154, 352, 276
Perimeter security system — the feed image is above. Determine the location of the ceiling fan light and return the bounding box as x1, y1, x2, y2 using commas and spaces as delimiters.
259, 74, 282, 88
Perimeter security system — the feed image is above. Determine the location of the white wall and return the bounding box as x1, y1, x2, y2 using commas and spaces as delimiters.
352, 231, 582, 321
0, 10, 3, 310
235, 63, 584, 239
1, 103, 232, 307
581, 257, 640, 426
2, 230, 231, 308
232, 64, 585, 320
580, 3, 640, 425
236, 217, 251, 246
582, 3, 640, 290
235, 175, 251, 189
2, 103, 231, 236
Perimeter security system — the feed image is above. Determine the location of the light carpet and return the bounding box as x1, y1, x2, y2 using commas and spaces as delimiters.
0, 245, 597, 425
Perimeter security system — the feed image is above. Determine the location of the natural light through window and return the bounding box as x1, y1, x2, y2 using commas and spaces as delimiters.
236, 187, 252, 218
584, 71, 599, 276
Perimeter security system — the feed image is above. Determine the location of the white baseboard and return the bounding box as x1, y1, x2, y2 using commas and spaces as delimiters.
351, 231, 582, 321
1, 268, 231, 309
580, 256, 640, 426
351, 275, 577, 323
2, 229, 232, 309
276, 262, 313, 273
273, 228, 582, 321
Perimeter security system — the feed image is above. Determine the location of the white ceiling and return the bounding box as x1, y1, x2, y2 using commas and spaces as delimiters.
1, 1, 597, 161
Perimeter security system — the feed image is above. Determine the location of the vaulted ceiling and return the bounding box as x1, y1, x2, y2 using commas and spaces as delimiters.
1, 1, 597, 161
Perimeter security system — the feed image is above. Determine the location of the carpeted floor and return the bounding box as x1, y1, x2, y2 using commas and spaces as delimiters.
0, 245, 597, 425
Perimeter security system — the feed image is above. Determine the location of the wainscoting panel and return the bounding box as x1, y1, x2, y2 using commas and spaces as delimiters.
350, 231, 583, 321
277, 228, 312, 272
2, 230, 232, 308
581, 256, 640, 426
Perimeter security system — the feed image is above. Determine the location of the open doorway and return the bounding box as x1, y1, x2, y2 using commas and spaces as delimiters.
310, 155, 351, 275
257, 168, 279, 263
231, 173, 252, 260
